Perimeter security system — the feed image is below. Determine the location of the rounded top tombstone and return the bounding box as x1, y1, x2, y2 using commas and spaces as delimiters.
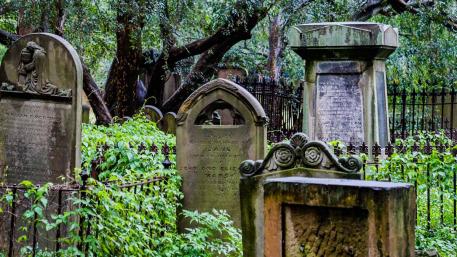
0, 33, 83, 184
177, 78, 268, 126
0, 33, 83, 97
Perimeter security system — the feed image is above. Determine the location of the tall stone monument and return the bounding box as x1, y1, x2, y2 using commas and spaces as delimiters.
289, 22, 398, 147
176, 78, 267, 228
0, 33, 82, 184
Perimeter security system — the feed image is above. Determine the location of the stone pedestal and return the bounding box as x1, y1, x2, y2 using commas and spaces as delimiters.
239, 132, 363, 257
263, 177, 415, 257
289, 22, 398, 147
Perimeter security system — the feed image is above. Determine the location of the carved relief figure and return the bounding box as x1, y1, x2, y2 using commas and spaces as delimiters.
1, 41, 72, 97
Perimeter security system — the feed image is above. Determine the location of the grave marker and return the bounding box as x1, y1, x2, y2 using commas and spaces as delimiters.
0, 33, 82, 184
289, 22, 398, 148
176, 78, 267, 228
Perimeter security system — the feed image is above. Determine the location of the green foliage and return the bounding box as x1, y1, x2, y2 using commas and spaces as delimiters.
0, 115, 242, 257
365, 132, 457, 256
81, 114, 176, 179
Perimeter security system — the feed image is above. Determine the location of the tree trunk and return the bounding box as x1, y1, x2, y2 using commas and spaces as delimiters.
104, 1, 144, 118
267, 13, 286, 82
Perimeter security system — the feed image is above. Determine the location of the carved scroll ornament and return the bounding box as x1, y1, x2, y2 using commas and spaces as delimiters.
240, 132, 362, 177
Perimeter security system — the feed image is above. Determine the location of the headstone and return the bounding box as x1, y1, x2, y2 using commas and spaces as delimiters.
239, 132, 363, 257
176, 78, 267, 228
263, 177, 415, 257
163, 72, 180, 103
143, 105, 163, 123
289, 22, 398, 148
159, 112, 177, 134
0, 33, 82, 184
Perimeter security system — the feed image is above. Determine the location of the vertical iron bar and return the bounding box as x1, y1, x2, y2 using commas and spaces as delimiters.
8, 187, 17, 257
451, 88, 455, 141
391, 85, 397, 141
55, 189, 63, 252
401, 88, 407, 139
427, 163, 431, 230
431, 88, 437, 131
411, 89, 416, 135
454, 165, 456, 231
441, 87, 446, 130
421, 89, 426, 131
32, 210, 38, 257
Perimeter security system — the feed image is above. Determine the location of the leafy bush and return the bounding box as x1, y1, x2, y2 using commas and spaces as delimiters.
0, 115, 242, 257
365, 131, 457, 257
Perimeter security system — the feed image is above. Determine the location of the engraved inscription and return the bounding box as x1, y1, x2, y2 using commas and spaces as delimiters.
0, 99, 73, 184
316, 74, 364, 144
181, 128, 247, 227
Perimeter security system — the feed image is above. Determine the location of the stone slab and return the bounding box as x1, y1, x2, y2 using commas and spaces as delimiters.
263, 177, 416, 257
315, 72, 364, 144
0, 33, 82, 185
177, 78, 267, 229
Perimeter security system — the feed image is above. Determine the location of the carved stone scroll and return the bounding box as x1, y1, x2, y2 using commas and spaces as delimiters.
240, 132, 362, 178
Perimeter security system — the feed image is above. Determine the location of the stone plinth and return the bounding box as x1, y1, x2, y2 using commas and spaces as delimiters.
177, 78, 267, 229
239, 132, 363, 257
0, 33, 82, 184
289, 22, 398, 148
263, 177, 415, 257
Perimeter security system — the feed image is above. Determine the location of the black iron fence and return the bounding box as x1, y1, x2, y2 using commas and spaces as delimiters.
235, 77, 303, 142
388, 86, 456, 142
331, 140, 457, 232
0, 145, 174, 257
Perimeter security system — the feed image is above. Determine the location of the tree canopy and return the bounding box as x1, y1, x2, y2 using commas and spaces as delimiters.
0, 0, 455, 124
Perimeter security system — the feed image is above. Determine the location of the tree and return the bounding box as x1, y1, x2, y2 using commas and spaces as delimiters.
0, 0, 455, 124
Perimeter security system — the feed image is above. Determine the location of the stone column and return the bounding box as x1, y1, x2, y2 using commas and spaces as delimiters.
289, 22, 398, 148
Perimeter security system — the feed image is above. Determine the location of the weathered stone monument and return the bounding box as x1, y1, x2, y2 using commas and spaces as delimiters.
239, 132, 363, 256
263, 177, 415, 257
239, 133, 416, 257
159, 112, 177, 134
289, 22, 398, 147
177, 78, 267, 228
0, 33, 82, 184
143, 105, 163, 123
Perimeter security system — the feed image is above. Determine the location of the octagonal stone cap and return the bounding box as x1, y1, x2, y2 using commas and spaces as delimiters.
289, 22, 398, 59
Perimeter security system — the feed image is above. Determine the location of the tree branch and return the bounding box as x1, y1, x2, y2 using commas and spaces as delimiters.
82, 62, 113, 125
161, 2, 269, 112
54, 0, 66, 36
0, 29, 20, 46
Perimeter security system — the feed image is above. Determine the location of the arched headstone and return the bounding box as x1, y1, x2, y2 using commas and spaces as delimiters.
143, 105, 163, 123
177, 78, 267, 228
0, 33, 82, 184
159, 112, 177, 134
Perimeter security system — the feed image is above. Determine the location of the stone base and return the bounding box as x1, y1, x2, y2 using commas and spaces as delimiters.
263, 177, 416, 257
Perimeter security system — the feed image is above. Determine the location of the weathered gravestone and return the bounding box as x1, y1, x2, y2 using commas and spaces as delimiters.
0, 33, 82, 256
263, 177, 415, 257
239, 132, 363, 257
289, 22, 398, 148
159, 112, 177, 134
143, 105, 163, 123
0, 33, 82, 184
176, 78, 267, 228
